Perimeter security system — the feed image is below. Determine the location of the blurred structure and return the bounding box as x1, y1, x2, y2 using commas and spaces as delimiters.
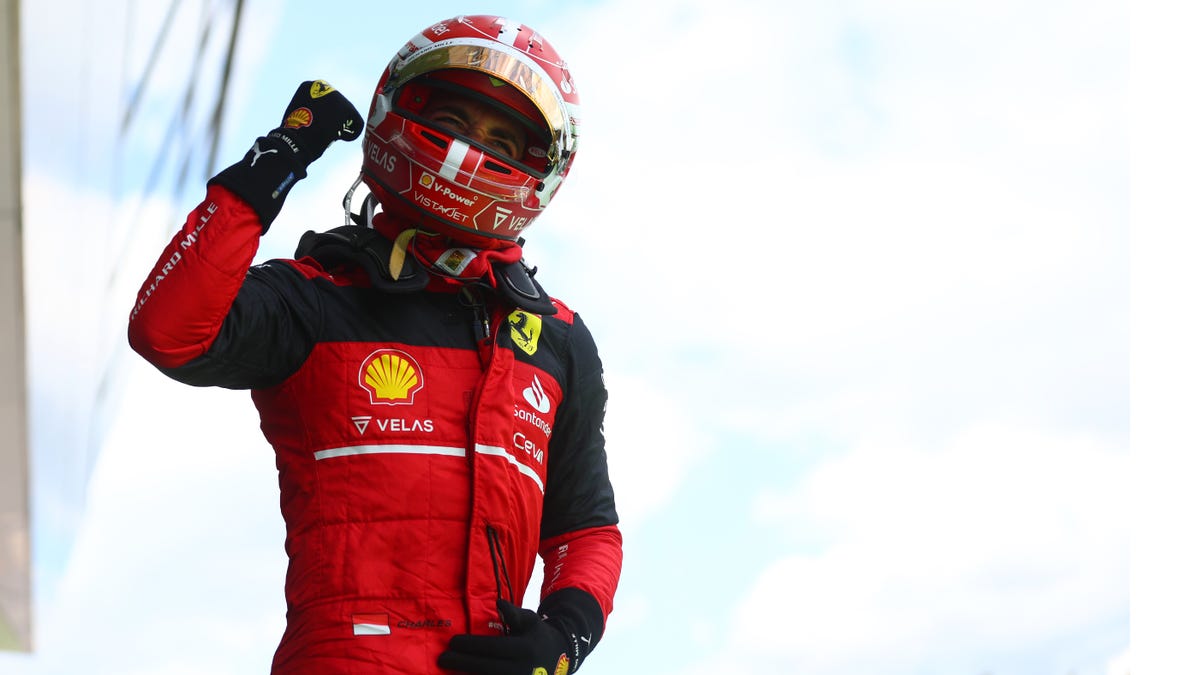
1, 0, 30, 652
4, 0, 245, 652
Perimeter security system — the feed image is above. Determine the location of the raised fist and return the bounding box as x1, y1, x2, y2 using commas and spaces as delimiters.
208, 80, 364, 230
268, 80, 364, 166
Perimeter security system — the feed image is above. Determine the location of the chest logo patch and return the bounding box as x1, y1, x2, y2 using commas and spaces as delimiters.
359, 349, 424, 405
509, 310, 542, 356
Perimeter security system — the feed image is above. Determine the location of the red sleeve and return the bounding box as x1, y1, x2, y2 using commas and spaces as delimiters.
128, 184, 264, 369
539, 524, 623, 622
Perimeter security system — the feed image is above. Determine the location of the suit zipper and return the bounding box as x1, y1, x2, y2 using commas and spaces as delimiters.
461, 285, 491, 356
461, 284, 503, 628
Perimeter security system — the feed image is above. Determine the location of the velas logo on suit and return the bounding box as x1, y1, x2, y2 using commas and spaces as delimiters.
359, 349, 424, 405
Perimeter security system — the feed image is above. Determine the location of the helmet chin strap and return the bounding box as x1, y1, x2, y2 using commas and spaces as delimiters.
342, 172, 414, 280
342, 174, 379, 228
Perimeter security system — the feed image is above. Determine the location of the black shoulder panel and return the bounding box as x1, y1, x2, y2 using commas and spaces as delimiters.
495, 260, 558, 315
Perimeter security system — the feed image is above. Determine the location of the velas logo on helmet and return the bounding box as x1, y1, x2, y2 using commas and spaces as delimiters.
359, 349, 424, 405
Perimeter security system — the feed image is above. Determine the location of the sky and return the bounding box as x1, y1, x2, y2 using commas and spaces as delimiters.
1, 0, 1158, 673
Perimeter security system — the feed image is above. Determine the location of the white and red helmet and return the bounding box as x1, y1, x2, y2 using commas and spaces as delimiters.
361, 15, 581, 249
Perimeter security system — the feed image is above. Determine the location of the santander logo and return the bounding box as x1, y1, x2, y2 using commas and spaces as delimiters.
523, 375, 551, 414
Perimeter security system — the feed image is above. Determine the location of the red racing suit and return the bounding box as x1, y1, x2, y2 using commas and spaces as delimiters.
128, 185, 623, 674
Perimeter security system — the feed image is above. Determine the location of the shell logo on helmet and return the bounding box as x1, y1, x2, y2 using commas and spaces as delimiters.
418, 172, 480, 207
357, 14, 580, 249
359, 349, 425, 405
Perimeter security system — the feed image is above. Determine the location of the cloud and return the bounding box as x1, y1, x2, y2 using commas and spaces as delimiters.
8, 1, 1130, 673
525, 0, 1127, 491
602, 372, 715, 530
207, 0, 1124, 553
20, 168, 188, 603
19, 358, 285, 674
710, 424, 1128, 675
520, 2, 1127, 673
13, 1, 288, 666
1107, 647, 1129, 675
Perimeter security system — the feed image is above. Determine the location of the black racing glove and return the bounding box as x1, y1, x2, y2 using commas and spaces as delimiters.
209, 80, 363, 230
438, 589, 605, 675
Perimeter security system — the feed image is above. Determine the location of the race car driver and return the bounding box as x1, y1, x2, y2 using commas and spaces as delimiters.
128, 14, 622, 675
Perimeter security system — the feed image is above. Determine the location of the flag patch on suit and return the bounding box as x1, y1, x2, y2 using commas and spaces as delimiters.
352, 613, 391, 635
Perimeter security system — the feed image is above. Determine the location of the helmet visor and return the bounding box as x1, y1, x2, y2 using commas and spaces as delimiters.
387, 39, 568, 165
